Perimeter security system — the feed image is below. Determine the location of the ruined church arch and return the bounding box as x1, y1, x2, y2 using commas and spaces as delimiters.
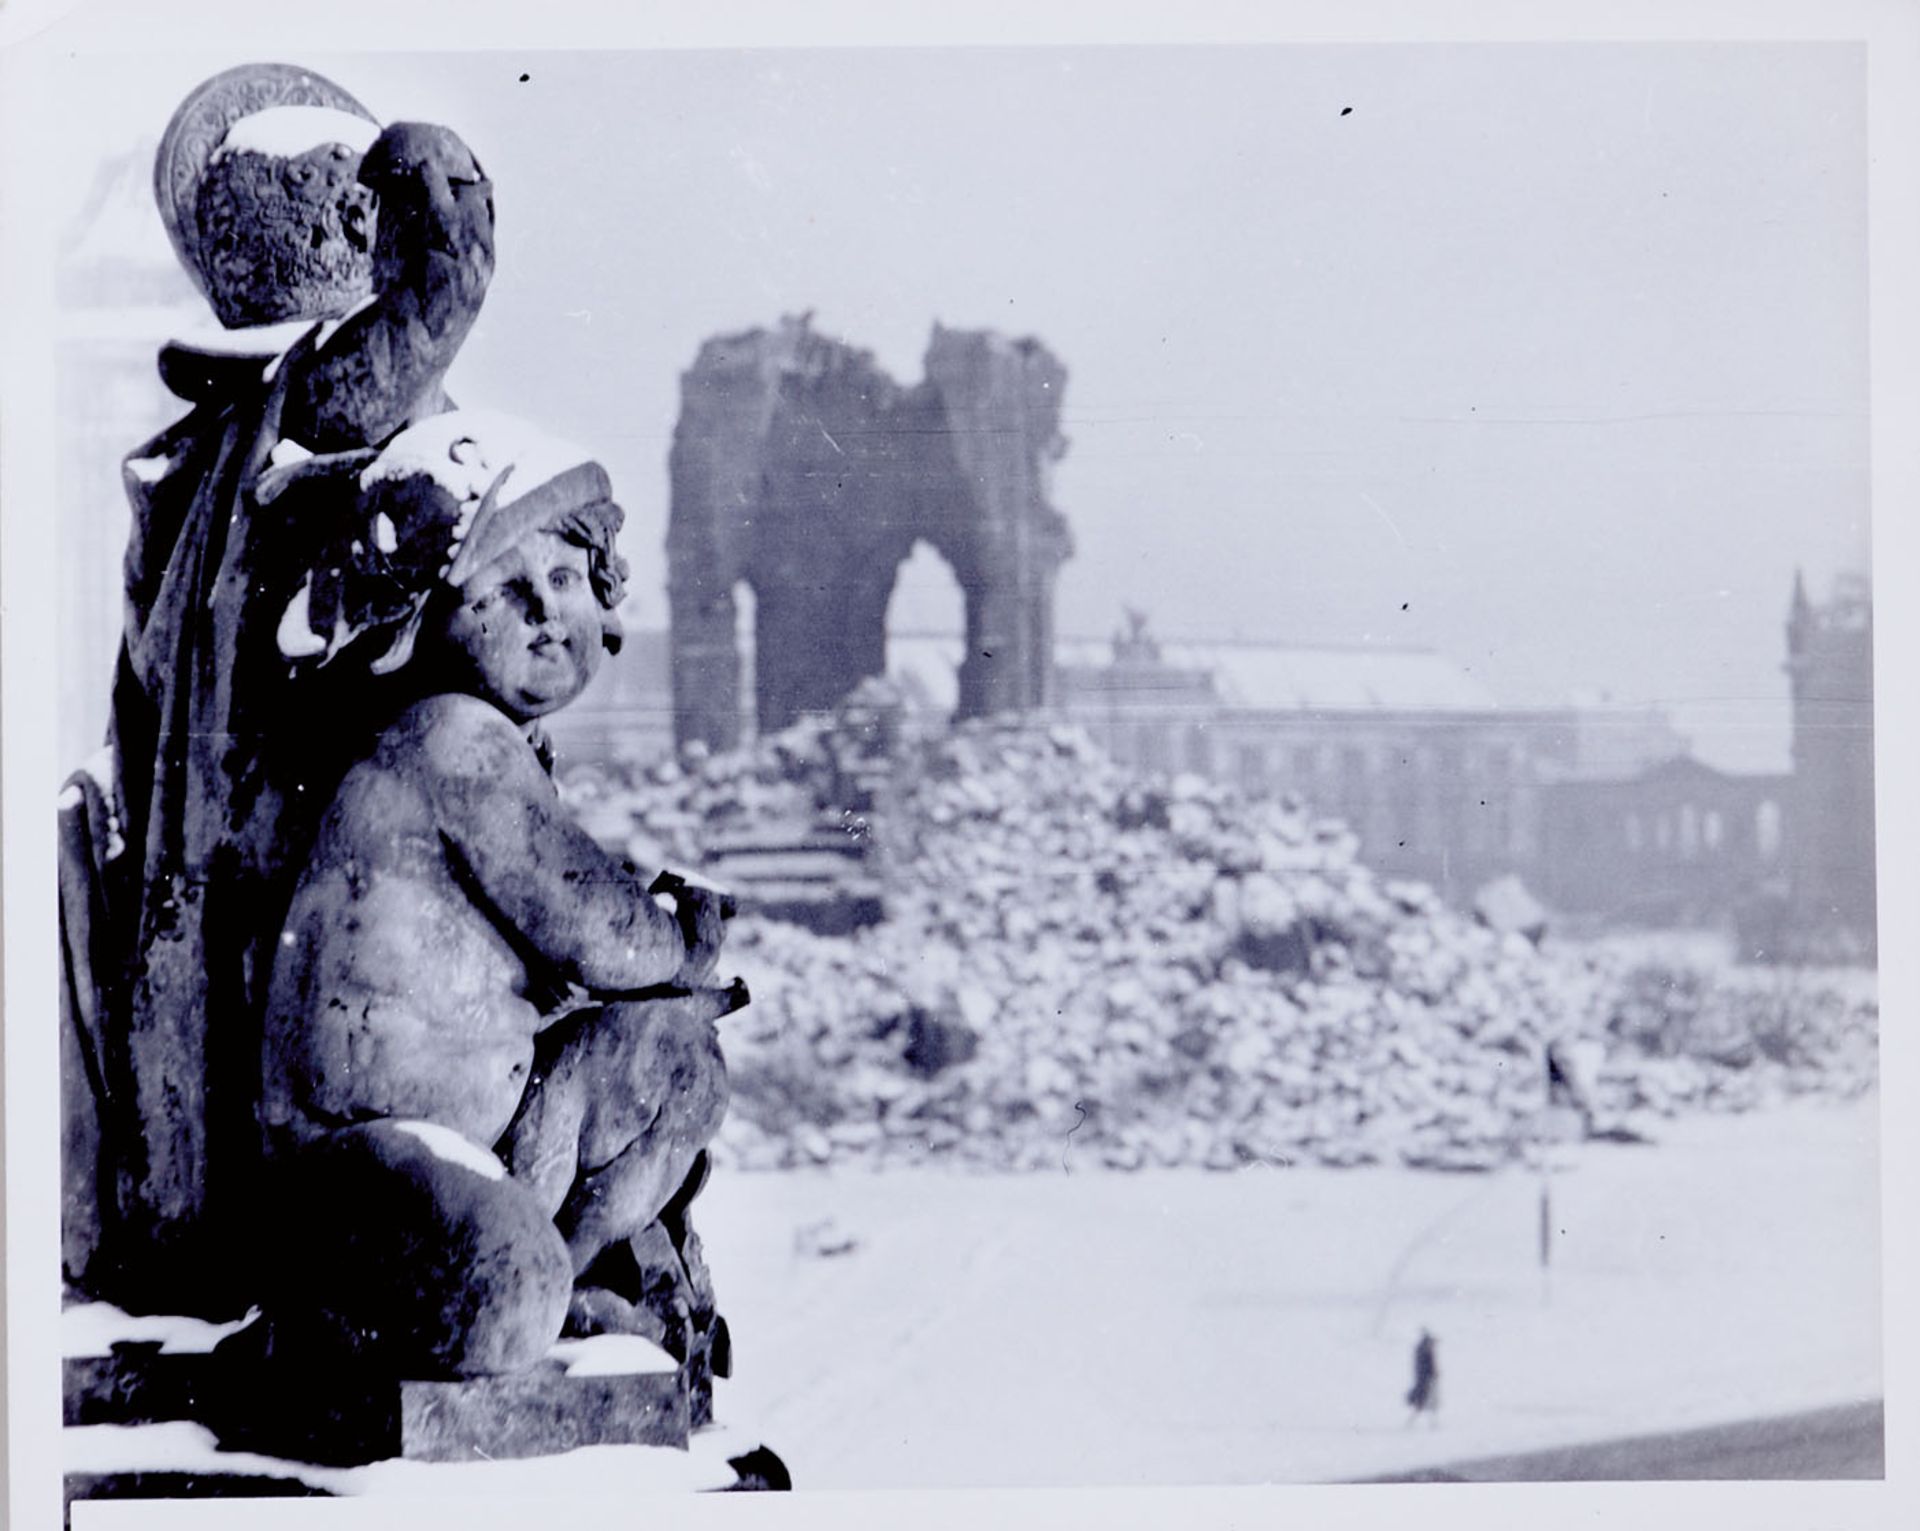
666, 316, 1072, 751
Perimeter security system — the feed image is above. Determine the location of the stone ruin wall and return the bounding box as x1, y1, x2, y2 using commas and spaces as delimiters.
667, 316, 1072, 751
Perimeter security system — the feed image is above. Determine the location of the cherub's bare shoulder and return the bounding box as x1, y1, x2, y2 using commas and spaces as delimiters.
382, 693, 537, 782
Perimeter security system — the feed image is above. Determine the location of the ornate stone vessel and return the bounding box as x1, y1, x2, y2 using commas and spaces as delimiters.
155, 62, 380, 328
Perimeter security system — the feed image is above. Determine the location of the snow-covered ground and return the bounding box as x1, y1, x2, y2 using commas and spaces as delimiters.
696, 1093, 1881, 1488
58, 1094, 1879, 1503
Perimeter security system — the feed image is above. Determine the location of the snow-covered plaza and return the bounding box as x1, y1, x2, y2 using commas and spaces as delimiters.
699, 1092, 1880, 1487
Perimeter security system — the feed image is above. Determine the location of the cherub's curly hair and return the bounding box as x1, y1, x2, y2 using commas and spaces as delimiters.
547, 500, 629, 612
546, 499, 629, 655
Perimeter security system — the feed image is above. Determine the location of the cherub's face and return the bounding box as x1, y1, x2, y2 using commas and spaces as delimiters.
438, 530, 605, 722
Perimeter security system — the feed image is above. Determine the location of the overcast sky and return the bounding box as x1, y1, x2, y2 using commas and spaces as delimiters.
50, 43, 1868, 771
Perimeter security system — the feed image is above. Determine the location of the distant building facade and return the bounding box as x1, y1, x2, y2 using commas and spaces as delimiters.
1528, 576, 1873, 953
1534, 758, 1791, 927
1052, 583, 1874, 952
1052, 613, 1687, 905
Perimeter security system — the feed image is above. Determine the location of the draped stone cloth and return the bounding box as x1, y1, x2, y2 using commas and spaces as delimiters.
61, 138, 495, 1313
62, 336, 377, 1313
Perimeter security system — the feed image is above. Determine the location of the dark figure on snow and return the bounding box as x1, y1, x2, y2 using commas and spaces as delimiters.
1406, 1329, 1440, 1426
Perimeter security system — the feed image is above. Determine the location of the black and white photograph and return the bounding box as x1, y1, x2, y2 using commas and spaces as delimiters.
3, 2, 1914, 1528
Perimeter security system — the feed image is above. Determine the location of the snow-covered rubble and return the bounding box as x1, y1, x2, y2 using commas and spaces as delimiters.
559, 707, 1878, 1173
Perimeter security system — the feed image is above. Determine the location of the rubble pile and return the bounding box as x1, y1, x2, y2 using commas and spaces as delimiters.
561, 716, 1877, 1173
1591, 959, 1879, 1117
563, 718, 841, 862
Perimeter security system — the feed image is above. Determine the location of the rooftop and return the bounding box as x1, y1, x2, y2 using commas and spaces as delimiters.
1054, 636, 1502, 714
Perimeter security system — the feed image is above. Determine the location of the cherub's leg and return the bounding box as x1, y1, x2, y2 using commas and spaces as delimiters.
495, 1012, 593, 1221
553, 992, 732, 1279
564, 1221, 690, 1349
259, 1119, 573, 1378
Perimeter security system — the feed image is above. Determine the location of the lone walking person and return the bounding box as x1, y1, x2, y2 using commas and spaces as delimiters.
1406, 1329, 1440, 1426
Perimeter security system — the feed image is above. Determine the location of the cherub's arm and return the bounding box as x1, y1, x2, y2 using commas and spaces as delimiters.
281, 122, 495, 452
415, 698, 710, 994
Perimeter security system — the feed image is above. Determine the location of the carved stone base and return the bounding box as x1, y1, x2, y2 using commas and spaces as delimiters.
67, 1326, 693, 1465
65, 1347, 216, 1429
400, 1343, 687, 1461
61, 1296, 785, 1525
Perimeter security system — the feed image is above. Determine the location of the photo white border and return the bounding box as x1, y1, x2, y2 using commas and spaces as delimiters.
5, 2, 1915, 1527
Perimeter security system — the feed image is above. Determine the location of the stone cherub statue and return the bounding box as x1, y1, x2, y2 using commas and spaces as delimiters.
248, 411, 743, 1380
61, 63, 500, 1317
60, 61, 778, 1480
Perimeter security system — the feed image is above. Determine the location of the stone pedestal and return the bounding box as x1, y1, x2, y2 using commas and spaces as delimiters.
62, 1306, 786, 1524
67, 1323, 693, 1464
401, 1341, 687, 1461
65, 1347, 215, 1429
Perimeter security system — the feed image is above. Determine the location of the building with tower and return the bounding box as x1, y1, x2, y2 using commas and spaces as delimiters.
1784, 571, 1876, 956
